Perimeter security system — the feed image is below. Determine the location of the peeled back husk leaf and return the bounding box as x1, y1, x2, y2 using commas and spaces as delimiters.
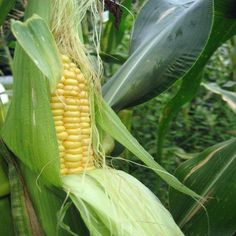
63, 168, 184, 236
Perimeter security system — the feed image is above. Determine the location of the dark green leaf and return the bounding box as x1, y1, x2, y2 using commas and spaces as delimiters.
103, 0, 213, 110
0, 0, 16, 26
156, 6, 236, 161
169, 139, 236, 236
0, 197, 14, 236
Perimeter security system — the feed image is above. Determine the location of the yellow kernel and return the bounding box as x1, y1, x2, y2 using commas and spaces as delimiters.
70, 62, 77, 69
67, 129, 80, 135
82, 166, 95, 171
64, 78, 77, 85
66, 161, 82, 168
75, 68, 81, 74
55, 120, 64, 126
60, 168, 68, 175
77, 74, 86, 82
64, 85, 79, 91
56, 89, 64, 95
82, 138, 91, 145
80, 117, 90, 122
60, 158, 65, 163
78, 84, 86, 90
79, 91, 88, 98
57, 132, 68, 141
81, 128, 91, 135
65, 98, 79, 105
53, 116, 63, 121
57, 83, 64, 89
81, 134, 90, 138
51, 96, 63, 102
63, 117, 80, 123
80, 106, 89, 113
59, 145, 65, 152
64, 90, 78, 96
80, 112, 90, 117
67, 167, 84, 174
65, 105, 79, 111
82, 145, 92, 151
66, 147, 83, 155
64, 123, 80, 129
52, 109, 64, 116
80, 122, 90, 128
67, 135, 81, 142
51, 103, 64, 109
63, 141, 81, 149
79, 99, 89, 105
61, 76, 66, 83
83, 150, 94, 156
62, 55, 70, 62
63, 63, 69, 70
55, 126, 66, 133
61, 163, 66, 169
64, 111, 80, 117
64, 153, 83, 161
64, 70, 76, 79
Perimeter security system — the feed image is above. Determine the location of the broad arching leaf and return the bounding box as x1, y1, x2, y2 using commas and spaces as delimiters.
169, 139, 236, 236
103, 0, 213, 110
156, 3, 236, 160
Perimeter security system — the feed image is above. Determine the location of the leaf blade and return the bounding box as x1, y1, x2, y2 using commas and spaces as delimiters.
11, 14, 62, 92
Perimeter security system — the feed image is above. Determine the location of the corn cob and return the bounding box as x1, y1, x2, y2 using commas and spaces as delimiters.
50, 55, 94, 175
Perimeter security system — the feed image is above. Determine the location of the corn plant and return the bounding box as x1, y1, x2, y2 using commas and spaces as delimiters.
0, 0, 236, 235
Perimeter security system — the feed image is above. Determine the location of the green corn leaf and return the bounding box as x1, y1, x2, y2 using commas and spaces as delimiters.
0, 160, 10, 197
1, 1, 61, 187
0, 0, 15, 26
21, 165, 88, 236
103, 0, 213, 110
11, 14, 62, 92
156, 5, 236, 161
169, 138, 236, 235
202, 82, 236, 113
0, 197, 14, 236
96, 98, 200, 199
1, 143, 44, 236
1, 43, 61, 186
63, 169, 184, 236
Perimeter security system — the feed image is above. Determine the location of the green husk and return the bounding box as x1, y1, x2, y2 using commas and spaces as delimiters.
96, 98, 200, 199
63, 169, 184, 236
11, 15, 62, 92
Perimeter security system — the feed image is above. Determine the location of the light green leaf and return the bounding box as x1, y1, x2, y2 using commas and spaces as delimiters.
63, 169, 184, 236
202, 82, 236, 113
1, 43, 61, 186
96, 98, 200, 199
11, 14, 62, 92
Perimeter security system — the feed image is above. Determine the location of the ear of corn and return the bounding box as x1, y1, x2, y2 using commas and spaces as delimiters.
51, 55, 95, 175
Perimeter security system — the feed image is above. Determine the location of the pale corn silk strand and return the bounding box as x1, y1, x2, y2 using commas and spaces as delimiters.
49, 1, 183, 235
